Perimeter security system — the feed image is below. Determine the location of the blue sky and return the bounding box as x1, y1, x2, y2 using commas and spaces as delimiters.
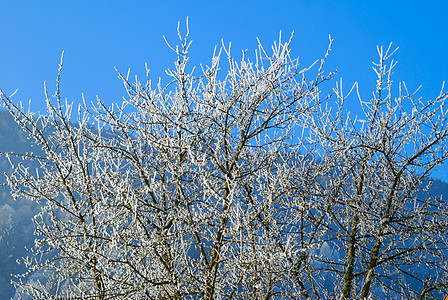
1, 0, 447, 178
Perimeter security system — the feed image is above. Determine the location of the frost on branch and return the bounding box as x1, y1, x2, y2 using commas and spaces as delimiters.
1, 23, 448, 300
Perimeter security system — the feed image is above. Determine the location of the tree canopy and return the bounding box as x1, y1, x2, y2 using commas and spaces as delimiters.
1, 24, 448, 299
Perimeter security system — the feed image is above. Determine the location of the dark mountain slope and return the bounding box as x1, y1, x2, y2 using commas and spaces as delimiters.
0, 109, 446, 298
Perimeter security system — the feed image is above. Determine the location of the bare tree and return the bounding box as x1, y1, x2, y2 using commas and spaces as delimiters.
303, 44, 448, 299
1, 22, 447, 299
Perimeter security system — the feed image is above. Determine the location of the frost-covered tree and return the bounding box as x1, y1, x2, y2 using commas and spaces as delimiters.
303, 44, 448, 299
1, 22, 448, 299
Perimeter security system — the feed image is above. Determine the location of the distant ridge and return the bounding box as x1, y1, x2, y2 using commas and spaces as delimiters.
0, 108, 447, 298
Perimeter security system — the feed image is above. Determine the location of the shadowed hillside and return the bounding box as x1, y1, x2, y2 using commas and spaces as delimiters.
0, 109, 447, 299
0, 110, 41, 298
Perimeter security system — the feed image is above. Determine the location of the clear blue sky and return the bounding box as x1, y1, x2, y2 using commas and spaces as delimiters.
1, 0, 447, 178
